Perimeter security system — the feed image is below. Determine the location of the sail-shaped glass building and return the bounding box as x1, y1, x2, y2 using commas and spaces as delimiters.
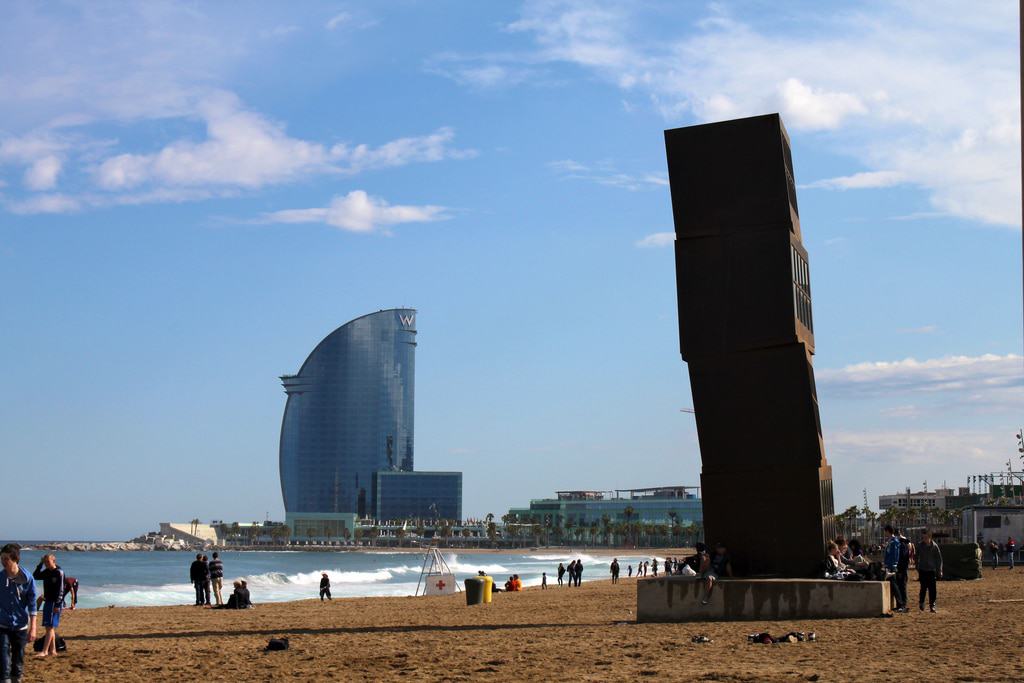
279, 309, 461, 539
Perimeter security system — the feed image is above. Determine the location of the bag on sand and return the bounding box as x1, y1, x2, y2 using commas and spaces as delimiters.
33, 636, 67, 652
265, 637, 290, 651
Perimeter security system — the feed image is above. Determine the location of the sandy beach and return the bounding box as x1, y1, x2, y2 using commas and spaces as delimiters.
18, 566, 1024, 682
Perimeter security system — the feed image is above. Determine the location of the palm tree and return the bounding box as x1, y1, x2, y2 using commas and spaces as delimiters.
564, 518, 576, 548
623, 506, 635, 546
230, 522, 241, 545
601, 515, 612, 547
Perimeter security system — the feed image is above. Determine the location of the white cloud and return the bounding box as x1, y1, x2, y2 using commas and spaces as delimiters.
2, 5, 462, 213
8, 194, 81, 214
262, 190, 448, 233
829, 429, 1004, 467
818, 353, 1023, 400
95, 92, 334, 190
333, 127, 477, 175
425, 52, 543, 89
82, 93, 473, 202
635, 232, 674, 248
24, 155, 62, 190
897, 325, 939, 335
801, 170, 905, 191
548, 158, 668, 191
448, 1, 1021, 227
776, 78, 866, 130
325, 12, 350, 30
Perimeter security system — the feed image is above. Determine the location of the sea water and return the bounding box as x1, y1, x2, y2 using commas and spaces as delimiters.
16, 549, 654, 609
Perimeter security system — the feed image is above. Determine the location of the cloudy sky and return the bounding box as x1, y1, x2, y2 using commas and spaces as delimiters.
1, 1, 1021, 539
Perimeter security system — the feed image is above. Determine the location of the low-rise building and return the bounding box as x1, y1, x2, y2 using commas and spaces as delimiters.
508, 485, 702, 529
878, 486, 977, 511
960, 505, 1024, 546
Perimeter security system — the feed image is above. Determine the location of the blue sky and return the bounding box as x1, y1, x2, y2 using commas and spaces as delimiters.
1, 1, 1021, 539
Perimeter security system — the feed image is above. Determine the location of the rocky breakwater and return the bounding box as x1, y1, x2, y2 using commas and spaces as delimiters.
29, 537, 192, 552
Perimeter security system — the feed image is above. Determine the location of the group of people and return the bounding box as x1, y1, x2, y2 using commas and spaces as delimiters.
1, 544, 77, 682
880, 526, 943, 613
985, 537, 1017, 569
503, 574, 523, 591
188, 553, 251, 609
606, 545, 733, 605
556, 560, 585, 587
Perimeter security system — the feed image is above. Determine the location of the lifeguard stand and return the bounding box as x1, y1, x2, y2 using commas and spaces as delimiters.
415, 547, 460, 596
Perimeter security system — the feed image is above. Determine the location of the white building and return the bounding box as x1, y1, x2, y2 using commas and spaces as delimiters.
960, 506, 1024, 546
878, 487, 969, 511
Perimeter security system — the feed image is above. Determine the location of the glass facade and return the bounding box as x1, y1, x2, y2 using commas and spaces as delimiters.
374, 471, 462, 521
280, 309, 417, 517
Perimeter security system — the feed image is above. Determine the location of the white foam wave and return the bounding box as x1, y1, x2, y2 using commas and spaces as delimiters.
442, 554, 509, 575
526, 553, 602, 565
239, 564, 420, 587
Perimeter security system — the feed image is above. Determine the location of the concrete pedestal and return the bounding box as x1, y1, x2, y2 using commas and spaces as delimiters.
636, 576, 890, 622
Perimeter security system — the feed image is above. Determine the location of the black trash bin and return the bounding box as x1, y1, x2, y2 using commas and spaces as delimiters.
464, 577, 484, 605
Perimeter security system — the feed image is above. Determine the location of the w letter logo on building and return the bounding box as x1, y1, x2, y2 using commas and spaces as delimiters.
399, 314, 415, 327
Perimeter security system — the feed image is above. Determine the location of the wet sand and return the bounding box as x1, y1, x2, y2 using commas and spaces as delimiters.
24, 568, 1024, 682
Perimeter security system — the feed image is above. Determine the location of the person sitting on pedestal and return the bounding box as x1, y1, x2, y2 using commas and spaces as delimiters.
700, 543, 732, 605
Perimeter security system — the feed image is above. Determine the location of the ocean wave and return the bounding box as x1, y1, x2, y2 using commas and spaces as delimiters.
241, 565, 420, 587
441, 554, 510, 575
526, 553, 603, 564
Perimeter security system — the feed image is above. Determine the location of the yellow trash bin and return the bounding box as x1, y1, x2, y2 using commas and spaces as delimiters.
480, 575, 493, 604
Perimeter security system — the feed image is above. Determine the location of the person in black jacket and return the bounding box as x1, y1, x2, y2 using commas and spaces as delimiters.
208, 552, 224, 606
32, 554, 66, 658
188, 554, 207, 606
319, 573, 332, 601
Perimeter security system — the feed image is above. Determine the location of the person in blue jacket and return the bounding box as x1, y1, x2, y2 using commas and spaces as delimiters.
1, 543, 38, 683
883, 525, 907, 612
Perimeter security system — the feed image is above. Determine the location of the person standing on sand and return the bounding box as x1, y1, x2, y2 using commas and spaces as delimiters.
201, 555, 212, 606
916, 530, 942, 613
209, 552, 224, 606
189, 554, 206, 606
541, 572, 547, 589
1007, 537, 1016, 570
574, 560, 583, 587
610, 558, 620, 584
627, 564, 633, 578
557, 563, 566, 587
320, 573, 332, 601
883, 525, 907, 612
566, 560, 575, 587
1, 543, 37, 683
652, 558, 659, 577
32, 554, 66, 658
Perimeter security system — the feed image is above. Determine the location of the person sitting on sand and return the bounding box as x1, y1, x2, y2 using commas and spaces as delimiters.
217, 580, 253, 609
700, 543, 733, 605
512, 574, 523, 591
505, 576, 514, 592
